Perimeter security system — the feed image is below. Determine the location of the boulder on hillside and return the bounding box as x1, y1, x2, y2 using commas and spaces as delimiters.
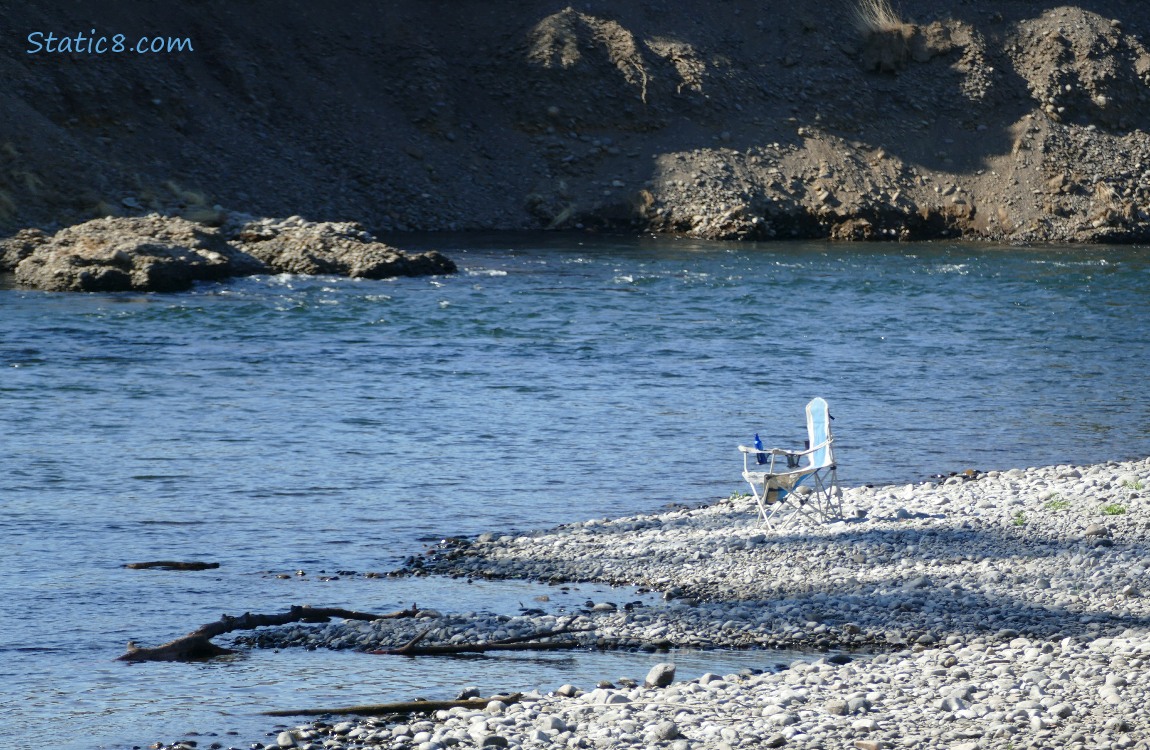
233, 216, 457, 278
11, 215, 265, 292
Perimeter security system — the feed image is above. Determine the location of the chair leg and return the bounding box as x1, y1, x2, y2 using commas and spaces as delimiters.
829, 467, 843, 519
749, 479, 770, 524
754, 473, 842, 531
767, 491, 823, 531
788, 498, 821, 527
808, 468, 842, 523
757, 484, 791, 530
763, 499, 791, 530
811, 473, 830, 521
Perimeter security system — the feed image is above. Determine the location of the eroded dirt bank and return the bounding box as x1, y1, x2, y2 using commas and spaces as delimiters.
4, 1, 1150, 243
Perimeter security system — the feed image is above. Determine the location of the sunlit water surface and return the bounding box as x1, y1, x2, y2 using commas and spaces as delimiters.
2, 236, 1148, 749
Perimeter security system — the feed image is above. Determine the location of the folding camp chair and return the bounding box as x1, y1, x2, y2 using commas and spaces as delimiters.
738, 397, 842, 530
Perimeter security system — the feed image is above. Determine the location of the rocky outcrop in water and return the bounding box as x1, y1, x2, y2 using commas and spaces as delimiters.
0, 228, 48, 273
234, 217, 456, 279
10, 215, 262, 292
3, 214, 456, 292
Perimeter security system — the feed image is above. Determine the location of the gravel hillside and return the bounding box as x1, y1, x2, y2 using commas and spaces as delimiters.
4, 1, 1150, 243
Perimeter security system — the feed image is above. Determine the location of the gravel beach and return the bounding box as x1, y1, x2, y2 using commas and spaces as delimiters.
162, 456, 1150, 750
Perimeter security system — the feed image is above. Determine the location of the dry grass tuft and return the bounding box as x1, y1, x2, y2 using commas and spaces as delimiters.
853, 0, 906, 36
853, 0, 916, 72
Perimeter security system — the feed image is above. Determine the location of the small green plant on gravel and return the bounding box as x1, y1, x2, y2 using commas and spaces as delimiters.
1122, 479, 1145, 491
1100, 503, 1127, 516
1012, 510, 1027, 527
1043, 495, 1071, 511
725, 491, 750, 503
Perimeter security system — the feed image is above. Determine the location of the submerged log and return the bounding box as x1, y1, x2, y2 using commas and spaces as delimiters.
117, 604, 420, 662
264, 693, 523, 717
125, 561, 220, 571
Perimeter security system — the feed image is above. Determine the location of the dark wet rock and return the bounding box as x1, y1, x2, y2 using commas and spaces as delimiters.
125, 561, 221, 571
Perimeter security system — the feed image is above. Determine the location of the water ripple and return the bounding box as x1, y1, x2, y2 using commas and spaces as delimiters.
2, 238, 1149, 749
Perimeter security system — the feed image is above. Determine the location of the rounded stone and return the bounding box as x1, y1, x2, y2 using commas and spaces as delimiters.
645, 662, 677, 687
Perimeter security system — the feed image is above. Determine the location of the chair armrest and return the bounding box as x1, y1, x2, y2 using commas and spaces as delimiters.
738, 446, 793, 456
740, 437, 832, 473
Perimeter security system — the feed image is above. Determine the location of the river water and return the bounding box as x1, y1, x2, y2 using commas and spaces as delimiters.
2, 235, 1148, 749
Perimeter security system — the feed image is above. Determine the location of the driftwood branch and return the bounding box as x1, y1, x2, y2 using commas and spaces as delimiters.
394, 626, 434, 654
372, 616, 593, 656
125, 561, 219, 571
264, 693, 523, 718
117, 604, 420, 662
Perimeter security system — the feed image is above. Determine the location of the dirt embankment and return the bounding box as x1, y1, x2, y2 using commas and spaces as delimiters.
3, 1, 1150, 244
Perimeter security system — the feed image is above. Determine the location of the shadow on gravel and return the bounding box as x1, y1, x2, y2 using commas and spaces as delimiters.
714, 521, 1150, 641
418, 516, 1150, 643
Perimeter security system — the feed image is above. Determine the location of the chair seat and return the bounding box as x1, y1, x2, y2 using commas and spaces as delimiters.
742, 468, 811, 485
739, 397, 842, 529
